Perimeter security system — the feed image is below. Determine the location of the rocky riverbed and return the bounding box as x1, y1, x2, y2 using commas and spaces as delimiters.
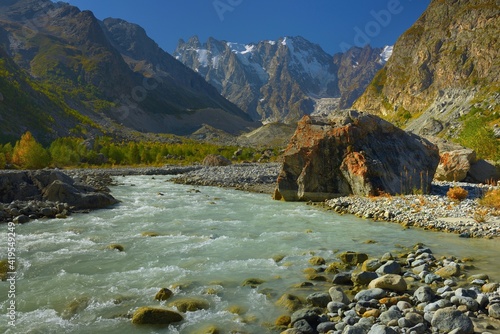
131, 243, 500, 333
324, 183, 500, 239
171, 163, 281, 193
271, 244, 500, 334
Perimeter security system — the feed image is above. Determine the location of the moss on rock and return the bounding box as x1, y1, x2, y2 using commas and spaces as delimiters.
241, 278, 265, 288
0, 259, 9, 281
131, 306, 183, 325
168, 298, 209, 312
107, 244, 124, 252
154, 288, 173, 301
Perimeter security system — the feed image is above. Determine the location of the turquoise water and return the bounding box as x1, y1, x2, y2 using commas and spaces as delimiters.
1, 175, 499, 333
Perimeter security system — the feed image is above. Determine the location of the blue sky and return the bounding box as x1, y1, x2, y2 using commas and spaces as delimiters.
61, 0, 430, 54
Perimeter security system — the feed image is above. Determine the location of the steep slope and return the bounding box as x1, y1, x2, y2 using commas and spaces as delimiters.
0, 0, 257, 138
0, 44, 84, 144
354, 0, 500, 138
175, 36, 390, 123
334, 45, 391, 109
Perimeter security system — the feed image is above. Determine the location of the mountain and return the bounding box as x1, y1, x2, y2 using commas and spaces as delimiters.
353, 0, 500, 139
0, 0, 257, 141
174, 36, 390, 123
0, 44, 82, 144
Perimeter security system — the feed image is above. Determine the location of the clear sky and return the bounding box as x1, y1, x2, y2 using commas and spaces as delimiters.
60, 0, 431, 55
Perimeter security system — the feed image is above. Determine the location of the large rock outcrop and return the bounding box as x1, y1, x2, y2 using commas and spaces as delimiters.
0, 170, 118, 210
274, 110, 439, 201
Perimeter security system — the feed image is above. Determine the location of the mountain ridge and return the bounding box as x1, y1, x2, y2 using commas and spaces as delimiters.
174, 35, 391, 123
0, 0, 258, 142
353, 0, 500, 141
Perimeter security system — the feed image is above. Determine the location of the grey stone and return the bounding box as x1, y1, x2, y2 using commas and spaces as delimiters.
333, 272, 353, 285
13, 214, 30, 224
424, 299, 452, 313
489, 303, 500, 319
444, 279, 457, 287
396, 301, 412, 311
408, 323, 428, 334
437, 285, 452, 295
379, 309, 402, 325
424, 273, 442, 284
354, 288, 387, 302
477, 294, 489, 308
368, 324, 399, 334
343, 324, 367, 334
455, 288, 477, 299
405, 312, 423, 326
362, 259, 382, 272
431, 307, 474, 334
329, 287, 351, 305
451, 296, 479, 312
306, 292, 331, 307
327, 301, 347, 313
412, 264, 428, 275
352, 271, 378, 286
376, 260, 401, 275
291, 308, 321, 326
317, 321, 337, 333
293, 319, 315, 334
414, 286, 435, 303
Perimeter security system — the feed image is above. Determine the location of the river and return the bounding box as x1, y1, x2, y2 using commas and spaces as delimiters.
1, 175, 499, 333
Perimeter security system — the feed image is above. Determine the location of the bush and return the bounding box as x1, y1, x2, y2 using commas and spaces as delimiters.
12, 132, 50, 169
0, 152, 5, 169
447, 186, 468, 201
480, 188, 500, 210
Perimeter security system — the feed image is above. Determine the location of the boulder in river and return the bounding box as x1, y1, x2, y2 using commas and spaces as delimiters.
274, 110, 439, 201
131, 306, 183, 325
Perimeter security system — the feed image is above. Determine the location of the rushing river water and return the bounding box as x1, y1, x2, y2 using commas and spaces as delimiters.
1, 175, 499, 333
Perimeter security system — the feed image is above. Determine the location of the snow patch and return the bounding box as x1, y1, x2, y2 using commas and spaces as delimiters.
281, 37, 287, 46
379, 45, 393, 65
196, 49, 210, 67
267, 40, 276, 46
286, 38, 336, 96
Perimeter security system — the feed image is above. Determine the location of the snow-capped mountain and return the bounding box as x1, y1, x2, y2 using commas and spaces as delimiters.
175, 36, 391, 123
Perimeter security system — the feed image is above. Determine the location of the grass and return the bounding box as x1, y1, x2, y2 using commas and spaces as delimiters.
480, 189, 500, 210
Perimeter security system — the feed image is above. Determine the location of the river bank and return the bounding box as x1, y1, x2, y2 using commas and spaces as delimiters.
1, 163, 499, 238
170, 163, 500, 239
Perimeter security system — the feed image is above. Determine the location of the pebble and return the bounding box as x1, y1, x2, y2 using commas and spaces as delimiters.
326, 181, 500, 239
276, 244, 500, 334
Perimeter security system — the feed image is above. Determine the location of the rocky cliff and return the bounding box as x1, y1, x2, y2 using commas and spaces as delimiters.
0, 0, 257, 140
274, 111, 439, 201
174, 36, 389, 123
354, 0, 500, 139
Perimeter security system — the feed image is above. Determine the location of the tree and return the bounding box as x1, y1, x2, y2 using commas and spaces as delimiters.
0, 152, 5, 169
12, 131, 51, 169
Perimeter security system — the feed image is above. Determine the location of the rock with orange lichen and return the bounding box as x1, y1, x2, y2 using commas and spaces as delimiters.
274, 110, 439, 201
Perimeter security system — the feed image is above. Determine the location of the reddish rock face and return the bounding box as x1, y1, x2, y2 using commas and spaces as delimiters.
274, 110, 440, 201
435, 149, 476, 182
